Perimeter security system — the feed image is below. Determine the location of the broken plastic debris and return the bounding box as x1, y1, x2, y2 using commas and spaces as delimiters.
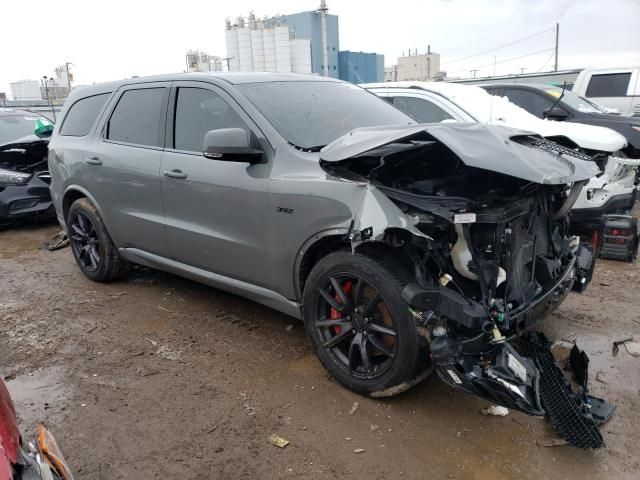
536, 437, 569, 447
267, 434, 290, 448
624, 341, 640, 357
349, 401, 359, 415
481, 405, 509, 416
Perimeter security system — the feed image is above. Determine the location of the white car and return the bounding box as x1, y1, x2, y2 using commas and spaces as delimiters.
364, 81, 638, 229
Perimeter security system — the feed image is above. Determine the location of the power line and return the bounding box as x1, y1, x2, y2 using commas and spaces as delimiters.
441, 27, 555, 66
447, 48, 555, 78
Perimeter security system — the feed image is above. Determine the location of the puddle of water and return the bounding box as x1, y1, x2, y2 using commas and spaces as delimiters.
0, 223, 59, 259
4, 366, 70, 424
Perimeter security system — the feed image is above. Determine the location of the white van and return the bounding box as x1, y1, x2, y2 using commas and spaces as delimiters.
572, 67, 640, 116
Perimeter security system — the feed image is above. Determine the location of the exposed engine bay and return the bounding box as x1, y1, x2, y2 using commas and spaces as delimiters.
320, 123, 613, 447
0, 136, 53, 222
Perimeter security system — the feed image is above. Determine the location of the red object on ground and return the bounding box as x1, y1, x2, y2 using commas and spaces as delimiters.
0, 379, 20, 480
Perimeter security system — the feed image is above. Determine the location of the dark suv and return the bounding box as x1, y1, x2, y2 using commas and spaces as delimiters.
480, 83, 640, 158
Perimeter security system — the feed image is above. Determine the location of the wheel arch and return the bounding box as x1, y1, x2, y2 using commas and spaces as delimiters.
62, 186, 119, 245
294, 229, 350, 302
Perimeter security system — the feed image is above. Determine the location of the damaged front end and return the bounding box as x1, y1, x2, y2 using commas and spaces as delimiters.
0, 135, 54, 224
321, 123, 612, 446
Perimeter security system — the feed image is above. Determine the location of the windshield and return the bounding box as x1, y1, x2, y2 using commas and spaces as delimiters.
0, 114, 45, 145
237, 81, 415, 149
542, 87, 608, 114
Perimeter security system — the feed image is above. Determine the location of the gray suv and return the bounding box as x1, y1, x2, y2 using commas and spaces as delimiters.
49, 73, 597, 413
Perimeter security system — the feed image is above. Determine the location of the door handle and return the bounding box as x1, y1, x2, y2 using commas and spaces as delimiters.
85, 157, 103, 166
163, 169, 188, 179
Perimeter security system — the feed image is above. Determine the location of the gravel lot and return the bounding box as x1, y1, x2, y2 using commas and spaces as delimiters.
1, 221, 639, 480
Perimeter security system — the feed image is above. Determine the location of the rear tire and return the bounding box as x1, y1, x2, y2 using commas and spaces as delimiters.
67, 198, 129, 282
303, 249, 430, 397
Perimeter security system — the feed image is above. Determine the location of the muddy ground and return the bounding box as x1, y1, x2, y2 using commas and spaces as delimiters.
1, 221, 639, 480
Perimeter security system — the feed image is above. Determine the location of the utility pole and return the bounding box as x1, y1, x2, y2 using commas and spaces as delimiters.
554, 23, 559, 72
470, 69, 479, 79
65, 62, 73, 90
42, 76, 56, 122
519, 67, 526, 75
493, 56, 497, 77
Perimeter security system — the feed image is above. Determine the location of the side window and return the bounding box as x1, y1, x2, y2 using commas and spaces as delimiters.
60, 93, 111, 136
390, 96, 453, 123
585, 73, 631, 97
174, 87, 248, 152
107, 88, 166, 147
504, 89, 555, 118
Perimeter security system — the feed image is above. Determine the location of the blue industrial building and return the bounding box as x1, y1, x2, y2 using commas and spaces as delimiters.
338, 51, 385, 84
278, 11, 340, 78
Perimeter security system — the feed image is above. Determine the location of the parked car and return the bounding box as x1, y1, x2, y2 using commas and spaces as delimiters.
479, 82, 640, 157
0, 378, 73, 479
365, 81, 638, 229
0, 109, 55, 226
49, 73, 597, 415
571, 67, 640, 116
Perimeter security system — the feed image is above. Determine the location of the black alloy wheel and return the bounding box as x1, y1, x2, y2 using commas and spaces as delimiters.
69, 211, 102, 272
315, 273, 398, 379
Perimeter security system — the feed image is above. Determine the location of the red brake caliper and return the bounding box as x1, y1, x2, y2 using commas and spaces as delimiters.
330, 280, 352, 335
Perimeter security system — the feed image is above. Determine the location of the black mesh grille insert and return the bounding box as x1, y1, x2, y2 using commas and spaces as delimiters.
522, 332, 604, 449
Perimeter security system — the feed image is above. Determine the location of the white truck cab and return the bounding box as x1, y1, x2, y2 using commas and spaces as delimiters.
572, 67, 640, 116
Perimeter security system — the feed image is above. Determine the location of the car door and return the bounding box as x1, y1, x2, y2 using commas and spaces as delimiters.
79, 82, 171, 256
160, 81, 272, 286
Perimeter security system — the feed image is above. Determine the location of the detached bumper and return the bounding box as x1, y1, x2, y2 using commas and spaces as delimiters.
0, 175, 54, 223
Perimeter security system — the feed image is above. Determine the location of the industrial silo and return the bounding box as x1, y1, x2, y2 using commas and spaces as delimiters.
275, 25, 291, 73
290, 39, 312, 74
225, 27, 240, 71
263, 28, 276, 72
251, 29, 265, 71
237, 27, 254, 71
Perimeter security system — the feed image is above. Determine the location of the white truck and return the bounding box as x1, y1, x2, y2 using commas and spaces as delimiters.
572, 67, 640, 116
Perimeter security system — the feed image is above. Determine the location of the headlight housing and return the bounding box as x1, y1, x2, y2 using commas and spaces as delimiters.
0, 168, 32, 186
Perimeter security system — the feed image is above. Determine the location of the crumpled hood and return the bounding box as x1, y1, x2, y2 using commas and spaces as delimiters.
321, 123, 600, 185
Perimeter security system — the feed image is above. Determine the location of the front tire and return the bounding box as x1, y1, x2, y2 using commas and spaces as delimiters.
303, 250, 430, 397
67, 198, 129, 282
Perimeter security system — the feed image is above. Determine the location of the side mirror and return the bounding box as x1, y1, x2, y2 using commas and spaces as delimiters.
202, 128, 263, 164
543, 106, 569, 121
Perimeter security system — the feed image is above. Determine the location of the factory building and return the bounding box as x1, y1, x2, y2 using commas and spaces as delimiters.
10, 80, 42, 101
185, 50, 223, 73
338, 51, 384, 84
384, 48, 441, 82
225, 11, 320, 75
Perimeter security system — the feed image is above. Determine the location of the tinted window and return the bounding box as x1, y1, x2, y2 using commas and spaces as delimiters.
107, 88, 166, 146
237, 81, 413, 149
390, 96, 453, 123
586, 73, 631, 97
174, 88, 247, 152
504, 88, 556, 118
60, 93, 110, 136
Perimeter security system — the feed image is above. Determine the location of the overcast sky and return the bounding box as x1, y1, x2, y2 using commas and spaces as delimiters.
1, 0, 639, 96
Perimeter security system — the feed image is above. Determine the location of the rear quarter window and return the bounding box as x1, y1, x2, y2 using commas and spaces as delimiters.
585, 73, 631, 97
60, 93, 111, 136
